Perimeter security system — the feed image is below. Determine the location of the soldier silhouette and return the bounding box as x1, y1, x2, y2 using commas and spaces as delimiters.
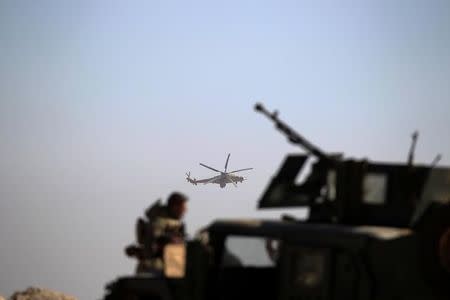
125, 192, 188, 274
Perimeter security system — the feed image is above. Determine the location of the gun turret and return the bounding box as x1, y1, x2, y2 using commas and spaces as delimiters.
255, 102, 450, 228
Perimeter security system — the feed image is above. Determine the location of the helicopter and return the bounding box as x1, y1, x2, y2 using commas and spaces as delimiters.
186, 154, 253, 188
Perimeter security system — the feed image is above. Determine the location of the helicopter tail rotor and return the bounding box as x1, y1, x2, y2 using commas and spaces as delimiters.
186, 172, 198, 185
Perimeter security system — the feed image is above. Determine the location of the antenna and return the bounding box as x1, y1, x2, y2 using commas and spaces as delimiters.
407, 130, 419, 166
430, 154, 442, 168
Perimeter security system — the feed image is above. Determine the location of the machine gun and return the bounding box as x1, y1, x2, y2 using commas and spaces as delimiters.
255, 103, 333, 162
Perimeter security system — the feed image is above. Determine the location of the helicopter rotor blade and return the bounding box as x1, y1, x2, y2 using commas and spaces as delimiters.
199, 163, 221, 173
228, 168, 253, 174
224, 153, 230, 172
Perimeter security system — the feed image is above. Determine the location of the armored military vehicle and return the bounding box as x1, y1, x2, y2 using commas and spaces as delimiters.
103, 103, 450, 300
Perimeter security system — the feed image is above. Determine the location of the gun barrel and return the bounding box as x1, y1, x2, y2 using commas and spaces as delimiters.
255, 103, 330, 161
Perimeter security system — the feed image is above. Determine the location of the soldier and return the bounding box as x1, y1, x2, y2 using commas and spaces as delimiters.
125, 192, 188, 275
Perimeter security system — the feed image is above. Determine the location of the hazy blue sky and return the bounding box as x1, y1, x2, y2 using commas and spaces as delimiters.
1, 1, 449, 299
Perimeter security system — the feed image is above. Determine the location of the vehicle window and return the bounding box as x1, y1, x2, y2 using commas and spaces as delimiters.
222, 236, 279, 267
290, 246, 328, 289
362, 173, 387, 205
